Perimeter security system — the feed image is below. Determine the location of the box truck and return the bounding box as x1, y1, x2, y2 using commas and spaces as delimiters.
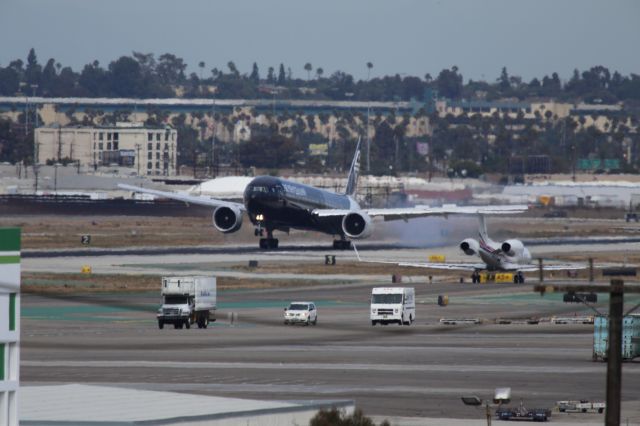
157, 276, 216, 329
370, 287, 415, 326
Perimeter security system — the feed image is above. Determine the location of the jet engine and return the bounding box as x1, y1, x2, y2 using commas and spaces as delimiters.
460, 238, 480, 256
501, 239, 524, 256
341, 212, 374, 239
212, 205, 243, 233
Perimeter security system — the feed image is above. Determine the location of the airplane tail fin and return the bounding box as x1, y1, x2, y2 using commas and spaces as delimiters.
344, 137, 361, 197
478, 214, 489, 243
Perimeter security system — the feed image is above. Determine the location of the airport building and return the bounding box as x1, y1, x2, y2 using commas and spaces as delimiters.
35, 123, 178, 176
0, 228, 20, 426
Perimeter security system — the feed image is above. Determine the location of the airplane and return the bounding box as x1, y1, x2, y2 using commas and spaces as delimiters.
119, 139, 528, 250
354, 214, 585, 283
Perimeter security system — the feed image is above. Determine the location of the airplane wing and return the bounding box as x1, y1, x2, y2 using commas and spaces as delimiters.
118, 184, 245, 210
397, 261, 486, 271
514, 263, 588, 272
313, 204, 529, 221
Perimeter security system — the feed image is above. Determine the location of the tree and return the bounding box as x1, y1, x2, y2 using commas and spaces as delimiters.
304, 62, 312, 81
25, 48, 42, 88
250, 62, 260, 83
498, 66, 510, 90
436, 66, 463, 99
366, 62, 373, 80
267, 66, 275, 84
316, 67, 324, 79
108, 56, 145, 97
157, 53, 187, 85
227, 61, 239, 78
277, 63, 286, 85
198, 61, 205, 80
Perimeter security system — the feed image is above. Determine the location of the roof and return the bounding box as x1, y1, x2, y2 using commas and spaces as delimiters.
21, 384, 353, 425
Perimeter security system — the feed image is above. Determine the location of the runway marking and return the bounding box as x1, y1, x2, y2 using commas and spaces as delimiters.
22, 360, 640, 374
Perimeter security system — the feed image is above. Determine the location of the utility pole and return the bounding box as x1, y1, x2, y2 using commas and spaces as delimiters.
605, 279, 623, 426
135, 143, 141, 175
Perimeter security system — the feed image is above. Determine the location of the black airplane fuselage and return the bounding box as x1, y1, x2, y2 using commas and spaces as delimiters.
243, 176, 356, 235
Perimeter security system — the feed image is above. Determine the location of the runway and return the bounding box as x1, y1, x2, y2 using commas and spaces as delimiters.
20, 269, 640, 424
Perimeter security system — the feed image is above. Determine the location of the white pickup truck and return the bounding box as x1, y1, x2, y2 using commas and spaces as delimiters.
370, 287, 415, 326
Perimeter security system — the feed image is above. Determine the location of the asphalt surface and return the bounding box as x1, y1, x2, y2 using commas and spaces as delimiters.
20, 273, 640, 424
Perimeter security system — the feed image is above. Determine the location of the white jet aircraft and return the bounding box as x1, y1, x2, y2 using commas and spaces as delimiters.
355, 215, 585, 283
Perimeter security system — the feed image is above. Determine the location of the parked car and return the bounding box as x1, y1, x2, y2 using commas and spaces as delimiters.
284, 301, 317, 325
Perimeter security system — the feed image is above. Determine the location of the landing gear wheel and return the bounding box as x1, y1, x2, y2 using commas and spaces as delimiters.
332, 240, 351, 250
158, 321, 164, 329
174, 323, 180, 329
259, 238, 279, 249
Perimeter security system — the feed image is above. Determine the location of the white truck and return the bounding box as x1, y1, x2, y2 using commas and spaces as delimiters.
157, 276, 216, 329
370, 287, 415, 326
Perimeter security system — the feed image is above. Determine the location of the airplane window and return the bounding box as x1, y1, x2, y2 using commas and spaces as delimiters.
251, 186, 268, 193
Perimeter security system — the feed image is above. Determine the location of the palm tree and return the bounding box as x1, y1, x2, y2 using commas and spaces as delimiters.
304, 63, 312, 81
316, 67, 324, 79
366, 62, 373, 80
198, 61, 205, 81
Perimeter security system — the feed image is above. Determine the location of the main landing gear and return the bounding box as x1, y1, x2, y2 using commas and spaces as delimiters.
513, 271, 525, 284
332, 239, 351, 250
259, 229, 278, 250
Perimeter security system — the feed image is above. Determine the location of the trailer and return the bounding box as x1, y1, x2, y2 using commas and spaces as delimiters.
557, 400, 605, 414
593, 314, 640, 361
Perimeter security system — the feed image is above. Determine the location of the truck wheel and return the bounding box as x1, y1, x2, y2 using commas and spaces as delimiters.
185, 320, 190, 329
371, 321, 376, 326
312, 318, 317, 326
174, 323, 180, 329
158, 321, 164, 330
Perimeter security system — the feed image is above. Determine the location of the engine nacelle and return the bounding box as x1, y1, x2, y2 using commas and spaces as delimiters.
501, 239, 524, 257
212, 205, 243, 233
460, 238, 479, 256
341, 212, 374, 239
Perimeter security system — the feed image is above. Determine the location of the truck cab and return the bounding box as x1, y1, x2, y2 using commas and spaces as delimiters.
370, 287, 415, 326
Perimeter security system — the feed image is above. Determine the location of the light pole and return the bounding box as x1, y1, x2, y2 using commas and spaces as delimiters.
365, 62, 373, 173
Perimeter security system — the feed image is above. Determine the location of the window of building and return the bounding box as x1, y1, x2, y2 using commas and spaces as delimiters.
99, 143, 104, 150
156, 152, 160, 160
99, 132, 104, 141
9, 293, 16, 331
93, 142, 96, 149
107, 133, 112, 141
148, 133, 153, 141
113, 132, 119, 141
107, 142, 111, 150
148, 152, 152, 160
148, 162, 153, 169
156, 133, 161, 141
93, 133, 97, 140
113, 142, 119, 150
156, 143, 160, 150
165, 132, 169, 141
164, 143, 169, 151
148, 143, 152, 150
172, 133, 176, 141
164, 162, 168, 170
156, 162, 160, 169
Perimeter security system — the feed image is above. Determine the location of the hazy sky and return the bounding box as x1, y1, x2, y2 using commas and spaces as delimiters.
1, 0, 638, 83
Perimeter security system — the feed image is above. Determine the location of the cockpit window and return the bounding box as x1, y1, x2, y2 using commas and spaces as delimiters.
250, 186, 269, 193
